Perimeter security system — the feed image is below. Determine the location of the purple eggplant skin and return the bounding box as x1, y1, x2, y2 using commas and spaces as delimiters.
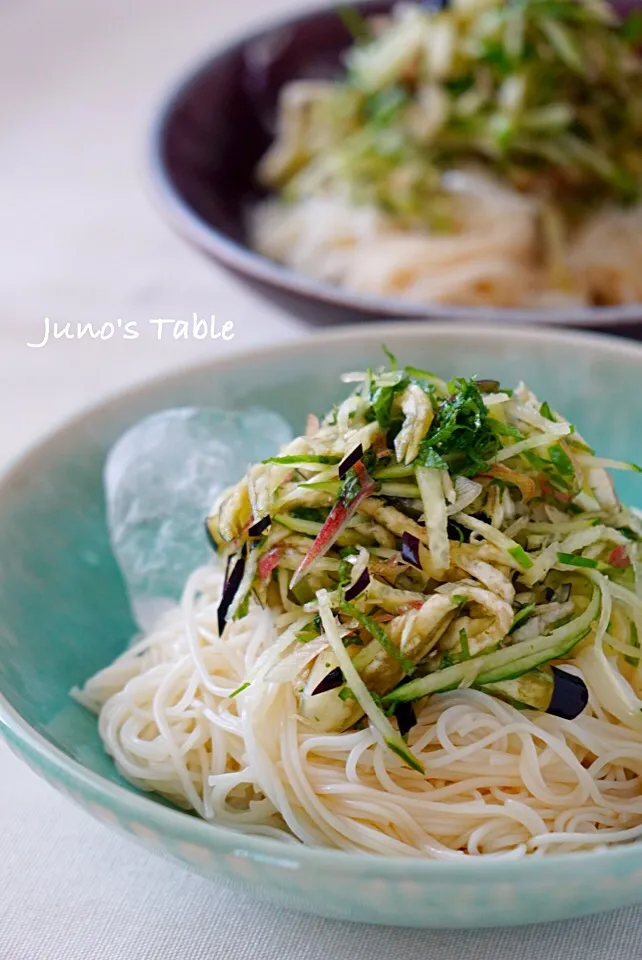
547, 667, 589, 720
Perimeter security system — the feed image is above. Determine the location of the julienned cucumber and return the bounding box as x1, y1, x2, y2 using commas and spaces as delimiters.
273, 513, 324, 535
383, 588, 599, 704
316, 590, 424, 773
481, 671, 554, 711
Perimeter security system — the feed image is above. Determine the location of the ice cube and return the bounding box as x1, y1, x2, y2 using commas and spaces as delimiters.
105, 407, 292, 630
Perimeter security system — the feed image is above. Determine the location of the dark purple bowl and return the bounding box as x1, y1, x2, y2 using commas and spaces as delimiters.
149, 0, 642, 331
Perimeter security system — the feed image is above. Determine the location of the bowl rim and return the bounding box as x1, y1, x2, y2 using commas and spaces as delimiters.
148, 0, 642, 329
4, 320, 642, 877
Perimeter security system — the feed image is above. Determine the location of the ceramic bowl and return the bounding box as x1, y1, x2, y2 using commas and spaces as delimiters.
149, 0, 642, 332
3, 323, 642, 928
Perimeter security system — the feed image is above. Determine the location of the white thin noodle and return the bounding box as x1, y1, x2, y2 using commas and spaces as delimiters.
74, 565, 642, 858
250, 187, 642, 310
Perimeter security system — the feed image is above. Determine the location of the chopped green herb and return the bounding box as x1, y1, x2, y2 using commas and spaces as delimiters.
338, 557, 353, 588
523, 447, 574, 491
229, 681, 250, 699
417, 447, 448, 470
452, 594, 468, 612
540, 401, 555, 421
339, 545, 360, 559
341, 460, 372, 502
557, 552, 599, 569
340, 600, 415, 673
549, 443, 575, 477
509, 602, 536, 634
490, 420, 525, 441
522, 450, 550, 472
382, 345, 398, 371
459, 628, 470, 660
338, 686, 358, 702
416, 378, 501, 477
368, 376, 409, 430
346, 634, 364, 647
509, 545, 534, 569
297, 616, 322, 644
405, 366, 440, 386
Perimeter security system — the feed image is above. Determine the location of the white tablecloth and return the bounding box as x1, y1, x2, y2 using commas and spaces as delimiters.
2, 1, 642, 956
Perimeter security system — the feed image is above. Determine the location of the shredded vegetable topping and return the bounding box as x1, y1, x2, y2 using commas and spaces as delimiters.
252, 0, 642, 308
261, 0, 642, 222
77, 349, 642, 858
207, 350, 642, 765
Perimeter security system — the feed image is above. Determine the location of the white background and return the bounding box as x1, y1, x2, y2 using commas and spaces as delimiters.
2, 0, 642, 956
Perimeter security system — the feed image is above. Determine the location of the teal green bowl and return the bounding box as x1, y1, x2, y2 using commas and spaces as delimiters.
3, 323, 642, 928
